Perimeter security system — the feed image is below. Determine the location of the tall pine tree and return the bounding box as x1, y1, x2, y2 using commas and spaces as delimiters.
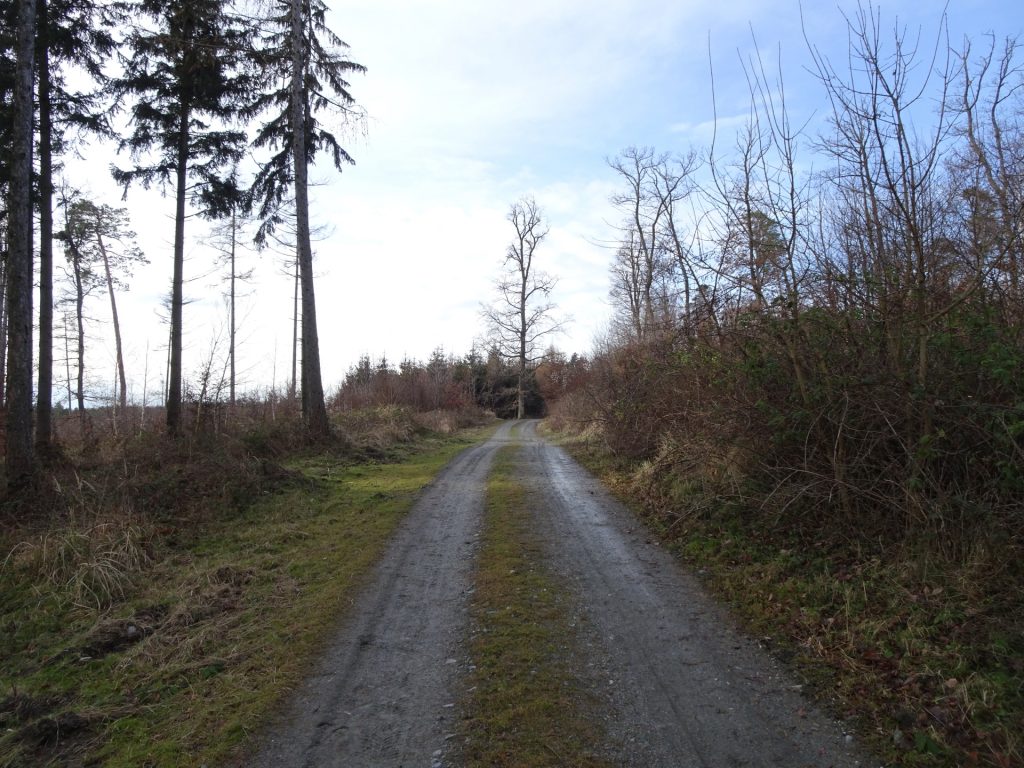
250, 0, 364, 438
0, 0, 17, 226
112, 0, 251, 435
34, 0, 115, 452
4, 0, 37, 487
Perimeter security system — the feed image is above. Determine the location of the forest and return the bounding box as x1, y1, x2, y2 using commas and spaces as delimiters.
1, 0, 1023, 766
1, 0, 370, 486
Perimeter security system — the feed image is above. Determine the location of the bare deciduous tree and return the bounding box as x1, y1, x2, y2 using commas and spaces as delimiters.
954, 34, 1024, 321
608, 147, 674, 340
482, 196, 566, 419
608, 147, 702, 341
806, 1, 956, 448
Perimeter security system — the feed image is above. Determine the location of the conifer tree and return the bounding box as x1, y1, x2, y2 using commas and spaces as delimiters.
34, 0, 116, 451
250, 0, 364, 438
112, 0, 251, 434
4, 0, 37, 486
59, 197, 147, 413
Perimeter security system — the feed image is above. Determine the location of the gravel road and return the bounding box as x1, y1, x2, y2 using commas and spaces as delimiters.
251, 421, 517, 768
251, 420, 873, 768
519, 420, 870, 768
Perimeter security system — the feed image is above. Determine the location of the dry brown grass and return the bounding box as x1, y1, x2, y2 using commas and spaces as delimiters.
4, 518, 153, 610
1, 408, 491, 767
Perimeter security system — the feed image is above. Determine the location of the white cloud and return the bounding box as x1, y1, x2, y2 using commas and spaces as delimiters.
49, 0, 1024, 402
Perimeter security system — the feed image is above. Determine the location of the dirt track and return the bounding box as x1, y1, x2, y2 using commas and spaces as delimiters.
252, 421, 873, 767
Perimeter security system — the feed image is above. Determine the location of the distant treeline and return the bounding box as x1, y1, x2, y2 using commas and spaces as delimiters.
331, 348, 589, 421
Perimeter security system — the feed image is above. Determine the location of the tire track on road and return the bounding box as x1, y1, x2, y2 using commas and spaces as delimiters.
251, 422, 518, 768
252, 418, 874, 767
522, 420, 872, 768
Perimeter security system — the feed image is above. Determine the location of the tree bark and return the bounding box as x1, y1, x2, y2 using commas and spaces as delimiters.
0, 259, 8, 410
290, 257, 298, 401
96, 229, 127, 411
61, 209, 88, 424
167, 97, 189, 436
35, 0, 54, 454
6, 0, 38, 487
63, 313, 72, 411
291, 0, 329, 438
229, 210, 236, 406
518, 267, 526, 420
74, 261, 86, 417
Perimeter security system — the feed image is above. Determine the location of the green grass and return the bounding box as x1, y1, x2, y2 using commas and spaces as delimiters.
557, 428, 1023, 768
0, 425, 493, 768
459, 444, 612, 768
664, 523, 1023, 768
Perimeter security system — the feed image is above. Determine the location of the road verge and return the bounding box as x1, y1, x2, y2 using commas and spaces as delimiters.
0, 425, 492, 767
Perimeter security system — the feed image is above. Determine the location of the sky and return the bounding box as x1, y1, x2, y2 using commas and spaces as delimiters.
60, 0, 1024, 404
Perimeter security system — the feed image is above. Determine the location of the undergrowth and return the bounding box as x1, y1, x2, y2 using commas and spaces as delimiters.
557, 429, 1023, 768
0, 409, 493, 767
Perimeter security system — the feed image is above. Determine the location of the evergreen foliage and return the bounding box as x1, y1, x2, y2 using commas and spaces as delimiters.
111, 0, 254, 434
248, 0, 364, 243
248, 0, 364, 437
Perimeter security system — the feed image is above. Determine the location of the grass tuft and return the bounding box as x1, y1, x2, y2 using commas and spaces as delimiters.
4, 519, 153, 610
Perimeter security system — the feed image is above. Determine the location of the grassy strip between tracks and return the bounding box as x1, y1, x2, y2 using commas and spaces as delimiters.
459, 444, 612, 768
0, 425, 493, 768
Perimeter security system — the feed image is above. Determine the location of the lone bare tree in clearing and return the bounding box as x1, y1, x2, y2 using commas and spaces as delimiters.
482, 196, 566, 419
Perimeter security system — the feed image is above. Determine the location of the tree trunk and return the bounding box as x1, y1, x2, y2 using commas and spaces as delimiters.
96, 229, 127, 411
5, 0, 38, 487
61, 208, 88, 426
140, 339, 149, 430
74, 265, 85, 417
0, 249, 9, 410
229, 209, 236, 406
518, 277, 526, 419
69, 254, 89, 441
291, 0, 329, 439
35, 0, 54, 454
63, 313, 72, 411
167, 98, 189, 435
290, 257, 298, 401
